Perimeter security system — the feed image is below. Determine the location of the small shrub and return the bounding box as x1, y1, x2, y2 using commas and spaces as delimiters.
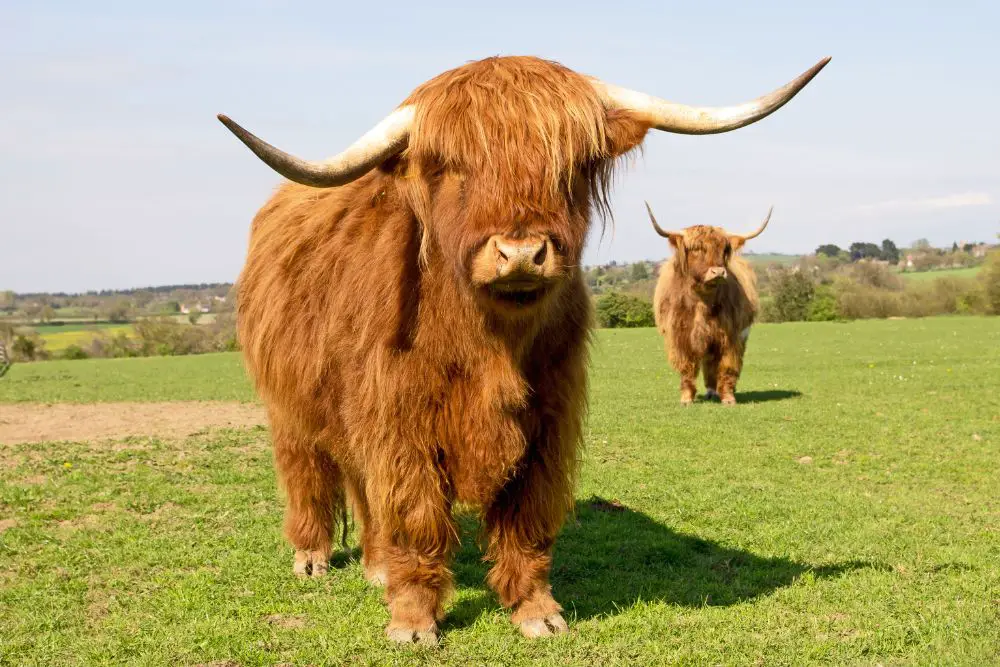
766, 269, 815, 322
11, 333, 49, 362
630, 262, 650, 281
89, 331, 138, 358
982, 249, 1000, 315
596, 292, 655, 328
834, 282, 902, 319
103, 300, 133, 323
62, 344, 90, 360
832, 274, 986, 320
807, 285, 839, 321
0, 322, 14, 346
849, 260, 904, 290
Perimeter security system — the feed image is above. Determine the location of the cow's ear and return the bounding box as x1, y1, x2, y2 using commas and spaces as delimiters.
604, 108, 652, 159
728, 235, 747, 253
669, 234, 686, 268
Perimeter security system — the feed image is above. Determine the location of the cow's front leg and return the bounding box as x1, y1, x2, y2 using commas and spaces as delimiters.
372, 453, 457, 646
484, 460, 572, 638
716, 338, 746, 405
675, 355, 700, 405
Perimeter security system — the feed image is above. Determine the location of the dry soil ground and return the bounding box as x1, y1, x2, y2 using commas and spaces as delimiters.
0, 401, 267, 445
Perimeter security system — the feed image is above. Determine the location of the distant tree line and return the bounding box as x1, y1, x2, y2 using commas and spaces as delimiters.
14, 282, 233, 299
1, 284, 236, 326
816, 239, 899, 264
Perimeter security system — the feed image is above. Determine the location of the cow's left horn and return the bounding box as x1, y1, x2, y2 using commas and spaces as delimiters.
592, 57, 830, 135
217, 106, 415, 187
735, 206, 773, 242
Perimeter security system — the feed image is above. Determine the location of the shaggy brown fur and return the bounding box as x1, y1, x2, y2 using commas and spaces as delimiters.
652, 223, 761, 405
236, 56, 650, 642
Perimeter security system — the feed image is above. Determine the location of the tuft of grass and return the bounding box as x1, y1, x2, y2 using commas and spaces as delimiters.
1, 317, 999, 664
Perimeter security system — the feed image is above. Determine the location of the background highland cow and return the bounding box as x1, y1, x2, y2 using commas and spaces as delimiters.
647, 202, 772, 405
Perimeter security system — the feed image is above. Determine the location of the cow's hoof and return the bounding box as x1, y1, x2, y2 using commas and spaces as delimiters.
386, 625, 439, 646
705, 389, 720, 400
365, 565, 388, 587
293, 549, 330, 578
680, 397, 694, 406
519, 613, 569, 638
721, 395, 737, 406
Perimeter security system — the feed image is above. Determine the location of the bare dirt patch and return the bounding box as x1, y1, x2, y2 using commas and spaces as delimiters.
0, 401, 267, 445
263, 614, 308, 630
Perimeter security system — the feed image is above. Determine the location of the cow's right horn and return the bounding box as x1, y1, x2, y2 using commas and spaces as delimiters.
644, 201, 684, 240
217, 106, 415, 188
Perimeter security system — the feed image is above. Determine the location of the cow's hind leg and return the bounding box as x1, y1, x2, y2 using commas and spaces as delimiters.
344, 475, 387, 587
272, 422, 347, 578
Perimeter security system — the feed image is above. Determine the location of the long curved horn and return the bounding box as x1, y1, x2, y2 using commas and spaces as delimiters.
644, 201, 683, 239
736, 206, 773, 241
592, 57, 830, 135
217, 106, 415, 187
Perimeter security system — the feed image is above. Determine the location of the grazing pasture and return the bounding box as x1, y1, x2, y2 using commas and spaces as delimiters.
1, 317, 998, 664
899, 266, 983, 282
33, 324, 134, 352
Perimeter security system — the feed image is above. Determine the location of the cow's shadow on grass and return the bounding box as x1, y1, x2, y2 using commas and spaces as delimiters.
444, 496, 876, 629
736, 389, 802, 403
698, 389, 803, 404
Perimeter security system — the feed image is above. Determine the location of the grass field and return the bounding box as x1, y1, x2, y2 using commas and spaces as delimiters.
32, 324, 135, 352
1, 317, 999, 665
899, 266, 983, 281
30, 323, 123, 334
744, 253, 802, 267
0, 353, 253, 403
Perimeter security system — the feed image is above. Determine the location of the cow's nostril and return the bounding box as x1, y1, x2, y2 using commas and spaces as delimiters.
532, 243, 547, 266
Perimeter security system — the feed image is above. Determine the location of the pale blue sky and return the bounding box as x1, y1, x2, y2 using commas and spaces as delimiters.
2, 1, 997, 292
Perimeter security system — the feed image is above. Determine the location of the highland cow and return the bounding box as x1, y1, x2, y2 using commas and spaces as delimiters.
647, 201, 772, 405
218, 54, 829, 644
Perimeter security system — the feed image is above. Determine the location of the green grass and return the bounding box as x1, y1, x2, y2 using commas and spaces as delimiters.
0, 352, 255, 403
744, 252, 802, 267
900, 266, 983, 281
31, 323, 126, 334
2, 317, 999, 664
50, 308, 100, 319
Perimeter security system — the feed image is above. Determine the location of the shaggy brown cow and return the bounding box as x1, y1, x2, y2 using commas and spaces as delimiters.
217, 54, 829, 644
646, 201, 772, 405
